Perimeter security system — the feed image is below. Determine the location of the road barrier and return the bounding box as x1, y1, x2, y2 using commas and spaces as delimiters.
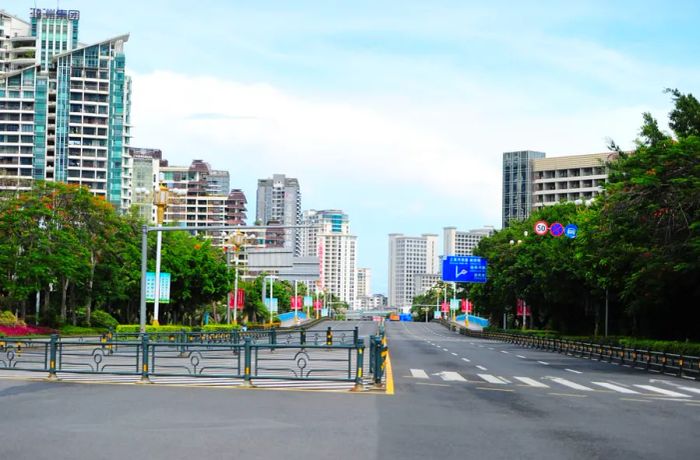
438, 320, 700, 381
369, 325, 388, 389
0, 328, 372, 389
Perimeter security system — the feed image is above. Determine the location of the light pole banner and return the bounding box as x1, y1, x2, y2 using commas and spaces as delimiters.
303, 296, 313, 307
450, 299, 460, 311
146, 272, 171, 303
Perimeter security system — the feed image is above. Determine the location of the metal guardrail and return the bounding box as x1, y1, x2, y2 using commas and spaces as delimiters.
0, 326, 386, 390
438, 320, 700, 381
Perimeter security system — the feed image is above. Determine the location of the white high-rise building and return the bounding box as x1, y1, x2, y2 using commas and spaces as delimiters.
443, 226, 495, 257
357, 268, 371, 298
300, 209, 357, 307
256, 174, 301, 254
388, 233, 438, 310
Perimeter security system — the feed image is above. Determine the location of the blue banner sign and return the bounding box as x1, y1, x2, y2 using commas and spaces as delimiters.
145, 272, 171, 303
442, 256, 487, 283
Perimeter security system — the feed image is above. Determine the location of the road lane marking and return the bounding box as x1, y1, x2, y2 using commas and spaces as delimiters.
478, 374, 507, 384
514, 377, 549, 388
565, 369, 583, 374
537, 361, 549, 365
416, 382, 449, 387
476, 365, 488, 371
488, 347, 495, 350
443, 348, 449, 351
410, 369, 429, 379
500, 350, 510, 354
451, 352, 458, 356
476, 387, 514, 392
634, 385, 690, 398
548, 393, 587, 398
548, 377, 594, 391
674, 386, 700, 395
516, 355, 527, 359
461, 358, 471, 363
436, 371, 467, 382
621, 398, 652, 403
591, 382, 639, 394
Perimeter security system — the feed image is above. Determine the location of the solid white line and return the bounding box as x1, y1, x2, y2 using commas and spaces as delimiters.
516, 355, 527, 359
451, 352, 458, 356
476, 365, 488, 371
478, 374, 507, 384
514, 377, 549, 388
591, 382, 639, 394
410, 369, 429, 379
443, 348, 449, 352
500, 350, 510, 354
537, 361, 549, 365
675, 386, 700, 395
438, 372, 467, 382
549, 377, 594, 391
565, 369, 583, 374
634, 385, 691, 398
461, 358, 471, 363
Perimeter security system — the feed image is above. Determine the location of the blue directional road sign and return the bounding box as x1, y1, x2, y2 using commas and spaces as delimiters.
442, 256, 487, 283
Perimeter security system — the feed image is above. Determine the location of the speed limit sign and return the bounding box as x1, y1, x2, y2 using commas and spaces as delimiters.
534, 220, 548, 235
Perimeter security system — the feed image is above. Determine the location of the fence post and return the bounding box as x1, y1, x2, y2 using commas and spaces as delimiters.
300, 328, 306, 345
241, 337, 254, 387
352, 339, 365, 392
47, 334, 58, 380
326, 327, 333, 346
354, 326, 359, 344
369, 335, 376, 374
374, 337, 385, 389
178, 329, 187, 357
138, 334, 151, 383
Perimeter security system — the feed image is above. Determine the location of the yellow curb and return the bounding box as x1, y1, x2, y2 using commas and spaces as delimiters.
385, 351, 394, 395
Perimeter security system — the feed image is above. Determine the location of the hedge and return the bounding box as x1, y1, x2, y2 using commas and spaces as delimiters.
116, 325, 193, 334
201, 324, 241, 332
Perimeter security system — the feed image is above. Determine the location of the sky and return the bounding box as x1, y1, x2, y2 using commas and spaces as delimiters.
12, 1, 700, 294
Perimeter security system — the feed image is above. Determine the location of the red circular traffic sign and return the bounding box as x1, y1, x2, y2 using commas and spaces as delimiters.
534, 220, 549, 235
550, 222, 564, 237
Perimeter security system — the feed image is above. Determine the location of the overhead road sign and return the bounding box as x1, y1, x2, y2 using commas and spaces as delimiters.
441, 256, 487, 283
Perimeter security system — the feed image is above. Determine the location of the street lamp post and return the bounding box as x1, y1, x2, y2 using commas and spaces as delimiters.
510, 231, 529, 330
152, 184, 169, 326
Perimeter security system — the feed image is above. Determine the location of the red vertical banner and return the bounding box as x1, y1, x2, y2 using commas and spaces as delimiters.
460, 299, 467, 312
467, 301, 473, 313
516, 299, 530, 316
441, 302, 449, 313
291, 296, 302, 310
313, 300, 322, 311
237, 288, 245, 309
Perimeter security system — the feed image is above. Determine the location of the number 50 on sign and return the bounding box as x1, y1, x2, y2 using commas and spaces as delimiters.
534, 221, 548, 235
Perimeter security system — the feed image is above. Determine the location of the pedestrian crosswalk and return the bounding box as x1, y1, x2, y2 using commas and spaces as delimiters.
403, 368, 700, 399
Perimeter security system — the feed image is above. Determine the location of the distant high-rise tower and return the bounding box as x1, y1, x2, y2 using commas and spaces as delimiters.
388, 233, 438, 310
300, 209, 357, 307
443, 226, 495, 257
256, 174, 301, 254
502, 150, 545, 228
0, 8, 132, 210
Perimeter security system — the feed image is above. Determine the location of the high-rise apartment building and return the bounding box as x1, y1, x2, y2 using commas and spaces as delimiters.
300, 209, 357, 307
0, 8, 132, 209
502, 150, 611, 227
256, 174, 301, 254
502, 150, 545, 228
443, 226, 495, 257
160, 160, 246, 240
129, 147, 162, 222
388, 233, 439, 310
357, 268, 371, 299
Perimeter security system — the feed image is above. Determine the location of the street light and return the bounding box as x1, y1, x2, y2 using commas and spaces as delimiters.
262, 275, 278, 327
509, 231, 529, 330
152, 183, 169, 326
224, 231, 256, 325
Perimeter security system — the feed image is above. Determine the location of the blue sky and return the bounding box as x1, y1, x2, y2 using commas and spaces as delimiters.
16, 1, 700, 294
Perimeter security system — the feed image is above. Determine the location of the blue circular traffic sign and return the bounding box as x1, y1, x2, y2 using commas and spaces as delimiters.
550, 222, 564, 237
564, 224, 578, 239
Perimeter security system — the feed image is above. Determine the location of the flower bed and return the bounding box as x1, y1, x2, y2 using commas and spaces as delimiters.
0, 325, 57, 337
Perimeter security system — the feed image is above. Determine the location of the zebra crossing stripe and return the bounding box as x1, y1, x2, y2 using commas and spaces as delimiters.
591, 382, 638, 394
514, 377, 549, 388
634, 385, 690, 397
548, 377, 594, 391
438, 372, 467, 382
478, 374, 507, 384
410, 369, 429, 379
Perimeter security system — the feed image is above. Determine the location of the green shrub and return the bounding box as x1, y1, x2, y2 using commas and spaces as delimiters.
0, 310, 24, 327
74, 309, 119, 328
116, 324, 192, 334
59, 325, 107, 336
201, 324, 241, 332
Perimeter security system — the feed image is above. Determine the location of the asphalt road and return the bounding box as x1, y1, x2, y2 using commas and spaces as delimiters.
1, 320, 698, 460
